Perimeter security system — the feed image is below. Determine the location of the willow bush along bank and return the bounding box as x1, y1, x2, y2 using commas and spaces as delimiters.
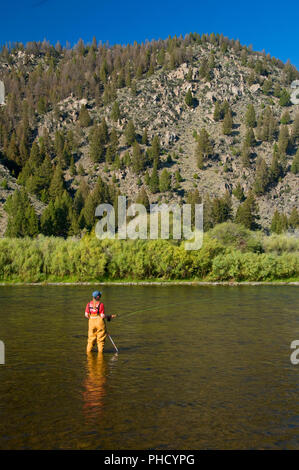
0, 228, 299, 282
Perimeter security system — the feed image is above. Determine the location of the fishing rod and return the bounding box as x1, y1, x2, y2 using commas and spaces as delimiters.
108, 333, 119, 353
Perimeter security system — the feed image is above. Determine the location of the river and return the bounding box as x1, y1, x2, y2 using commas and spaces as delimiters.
0, 285, 298, 449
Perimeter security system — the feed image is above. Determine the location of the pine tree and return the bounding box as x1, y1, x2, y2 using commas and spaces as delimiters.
41, 194, 72, 237
136, 186, 150, 210
79, 105, 92, 127
254, 156, 270, 195
185, 89, 193, 107
29, 141, 42, 166
279, 89, 291, 107
105, 145, 114, 164
149, 161, 159, 193
291, 148, 299, 174
186, 68, 193, 82
222, 110, 233, 135
89, 125, 105, 163
245, 128, 256, 147
132, 141, 145, 174
41, 200, 56, 235
7, 132, 20, 165
256, 107, 277, 142
262, 78, 272, 95
245, 104, 256, 128
270, 210, 280, 233
199, 57, 211, 81
241, 143, 251, 167
61, 141, 71, 169
123, 151, 131, 168
131, 81, 137, 96
159, 169, 171, 192
99, 118, 109, 145
5, 189, 39, 237
210, 192, 232, 225
151, 135, 161, 163
278, 125, 290, 154
124, 120, 136, 146
144, 170, 150, 186
288, 207, 299, 229
186, 189, 202, 227
270, 150, 282, 183
54, 130, 64, 156
280, 110, 291, 125
74, 188, 86, 216
99, 60, 108, 83
195, 128, 213, 168
213, 101, 221, 121
240, 48, 248, 65
221, 101, 230, 117
113, 154, 123, 170
36, 154, 53, 200
25, 204, 39, 237
235, 191, 259, 230
232, 182, 245, 201
271, 210, 288, 234
111, 101, 121, 121
53, 191, 73, 237
109, 127, 119, 153
157, 48, 165, 66
274, 84, 282, 98
82, 179, 111, 231
37, 96, 47, 115
49, 164, 66, 200
292, 113, 299, 141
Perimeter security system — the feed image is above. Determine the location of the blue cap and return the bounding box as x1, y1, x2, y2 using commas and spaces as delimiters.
92, 290, 102, 298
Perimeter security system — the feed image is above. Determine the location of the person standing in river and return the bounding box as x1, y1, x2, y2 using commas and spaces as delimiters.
85, 291, 116, 354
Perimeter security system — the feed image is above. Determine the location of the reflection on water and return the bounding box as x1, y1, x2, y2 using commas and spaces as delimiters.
83, 353, 118, 421
83, 354, 108, 419
0, 285, 298, 449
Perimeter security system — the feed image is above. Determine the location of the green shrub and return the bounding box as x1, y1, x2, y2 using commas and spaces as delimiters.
209, 222, 263, 252
0, 228, 298, 282
262, 233, 299, 254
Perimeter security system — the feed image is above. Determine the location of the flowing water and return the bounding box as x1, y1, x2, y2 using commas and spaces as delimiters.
0, 285, 298, 449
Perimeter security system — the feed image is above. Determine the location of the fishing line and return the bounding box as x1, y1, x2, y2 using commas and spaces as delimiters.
118, 297, 201, 319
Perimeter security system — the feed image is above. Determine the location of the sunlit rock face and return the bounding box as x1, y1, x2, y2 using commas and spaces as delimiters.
290, 80, 299, 105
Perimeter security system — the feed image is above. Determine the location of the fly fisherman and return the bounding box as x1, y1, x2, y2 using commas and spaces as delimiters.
85, 291, 116, 354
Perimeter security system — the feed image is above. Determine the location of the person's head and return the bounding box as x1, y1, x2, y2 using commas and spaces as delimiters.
92, 290, 102, 301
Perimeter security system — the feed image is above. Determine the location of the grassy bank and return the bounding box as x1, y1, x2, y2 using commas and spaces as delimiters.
1, 223, 299, 283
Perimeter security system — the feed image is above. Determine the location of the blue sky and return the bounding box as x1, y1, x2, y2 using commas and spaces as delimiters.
1, 0, 299, 68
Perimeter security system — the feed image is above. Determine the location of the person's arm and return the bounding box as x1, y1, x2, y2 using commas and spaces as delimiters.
99, 303, 116, 321
84, 303, 90, 319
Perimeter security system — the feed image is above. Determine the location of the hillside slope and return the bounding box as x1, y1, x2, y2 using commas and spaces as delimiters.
0, 34, 298, 236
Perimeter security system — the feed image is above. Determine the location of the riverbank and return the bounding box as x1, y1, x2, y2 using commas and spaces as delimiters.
1, 226, 299, 283
1, 280, 299, 286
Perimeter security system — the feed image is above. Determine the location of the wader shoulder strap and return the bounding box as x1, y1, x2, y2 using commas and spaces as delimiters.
88, 301, 102, 315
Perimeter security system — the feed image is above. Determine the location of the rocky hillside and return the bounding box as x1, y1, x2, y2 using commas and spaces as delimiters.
0, 34, 298, 236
